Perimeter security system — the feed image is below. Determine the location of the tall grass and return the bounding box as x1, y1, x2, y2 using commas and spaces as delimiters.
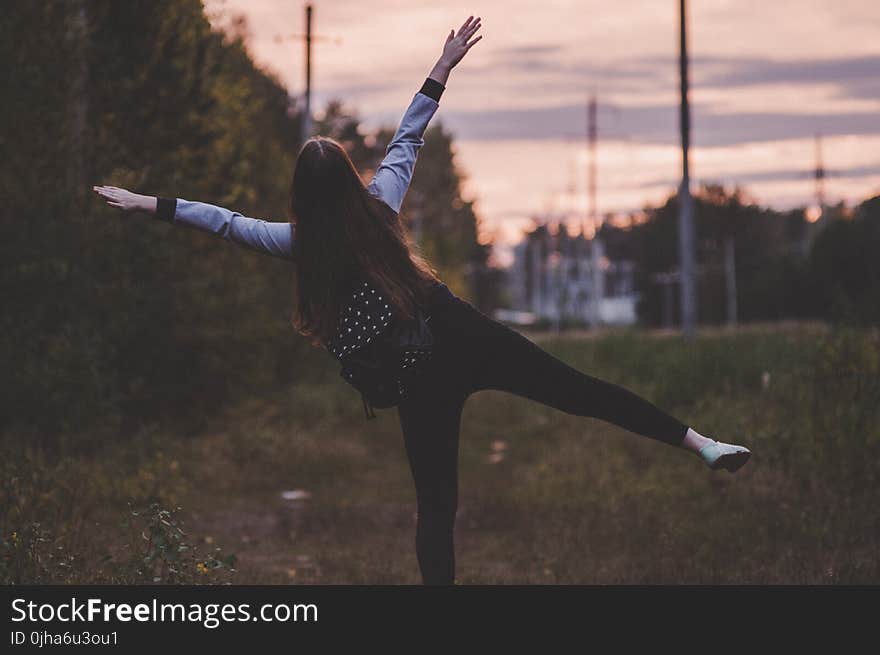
2, 324, 878, 583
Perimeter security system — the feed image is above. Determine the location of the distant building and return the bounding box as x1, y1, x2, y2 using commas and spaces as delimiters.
505, 221, 639, 327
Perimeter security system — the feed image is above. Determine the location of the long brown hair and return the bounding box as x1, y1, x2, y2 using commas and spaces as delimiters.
288, 136, 440, 347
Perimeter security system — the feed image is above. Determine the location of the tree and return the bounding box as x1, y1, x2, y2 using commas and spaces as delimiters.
1, 0, 305, 433
1, 0, 488, 435
630, 184, 811, 326
387, 122, 487, 302
807, 195, 880, 324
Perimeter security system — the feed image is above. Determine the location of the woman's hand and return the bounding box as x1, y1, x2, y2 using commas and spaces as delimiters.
92, 185, 155, 213
429, 15, 482, 85
441, 15, 482, 68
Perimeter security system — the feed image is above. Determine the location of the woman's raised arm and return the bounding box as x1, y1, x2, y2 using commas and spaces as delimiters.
366, 15, 482, 213
93, 186, 294, 261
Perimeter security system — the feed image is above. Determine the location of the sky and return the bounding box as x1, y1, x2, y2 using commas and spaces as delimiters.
205, 0, 880, 265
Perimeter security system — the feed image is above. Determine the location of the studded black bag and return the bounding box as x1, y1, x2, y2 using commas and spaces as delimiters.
326, 278, 435, 419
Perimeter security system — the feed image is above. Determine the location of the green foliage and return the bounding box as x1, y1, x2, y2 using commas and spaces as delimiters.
376, 121, 488, 298
1, 522, 70, 585
0, 504, 236, 586
0, 425, 237, 584
807, 195, 880, 325
123, 503, 236, 584
1, 0, 299, 434
1, 1, 483, 436
805, 327, 880, 482
630, 184, 811, 325
629, 185, 878, 327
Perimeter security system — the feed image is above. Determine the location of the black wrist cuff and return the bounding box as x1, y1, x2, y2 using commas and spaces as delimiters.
419, 77, 445, 102
156, 197, 177, 222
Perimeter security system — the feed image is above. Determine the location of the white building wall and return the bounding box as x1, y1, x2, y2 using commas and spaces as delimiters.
506, 226, 638, 327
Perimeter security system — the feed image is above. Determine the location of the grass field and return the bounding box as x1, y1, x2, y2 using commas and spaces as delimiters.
3, 323, 879, 584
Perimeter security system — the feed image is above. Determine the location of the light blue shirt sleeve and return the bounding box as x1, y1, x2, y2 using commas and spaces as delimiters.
170, 199, 295, 261
159, 90, 439, 258
366, 91, 440, 213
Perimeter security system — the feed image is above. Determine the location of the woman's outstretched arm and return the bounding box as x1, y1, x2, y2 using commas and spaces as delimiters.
366, 15, 482, 213
92, 186, 295, 261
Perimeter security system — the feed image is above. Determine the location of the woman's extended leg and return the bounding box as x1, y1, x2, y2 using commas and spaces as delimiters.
462, 309, 688, 446
396, 376, 467, 585
440, 296, 749, 470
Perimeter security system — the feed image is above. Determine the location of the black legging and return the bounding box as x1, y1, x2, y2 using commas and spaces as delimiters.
396, 283, 688, 584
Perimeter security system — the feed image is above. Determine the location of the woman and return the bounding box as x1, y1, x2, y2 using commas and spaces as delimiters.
94, 16, 750, 585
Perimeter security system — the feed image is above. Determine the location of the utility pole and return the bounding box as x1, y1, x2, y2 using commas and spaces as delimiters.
302, 3, 313, 144
554, 231, 564, 334
586, 94, 602, 329
814, 132, 826, 213
677, 0, 697, 339
276, 4, 341, 145
723, 236, 737, 326
410, 188, 424, 244
796, 131, 828, 255
66, 0, 89, 210
586, 95, 597, 239
651, 271, 678, 329
558, 160, 579, 328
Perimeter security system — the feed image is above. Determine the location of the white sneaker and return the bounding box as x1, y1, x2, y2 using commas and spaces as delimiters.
699, 441, 751, 472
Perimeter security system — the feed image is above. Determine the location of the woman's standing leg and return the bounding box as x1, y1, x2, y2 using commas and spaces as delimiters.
397, 376, 468, 585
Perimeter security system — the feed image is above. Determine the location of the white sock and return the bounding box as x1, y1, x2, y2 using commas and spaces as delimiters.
680, 427, 715, 455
